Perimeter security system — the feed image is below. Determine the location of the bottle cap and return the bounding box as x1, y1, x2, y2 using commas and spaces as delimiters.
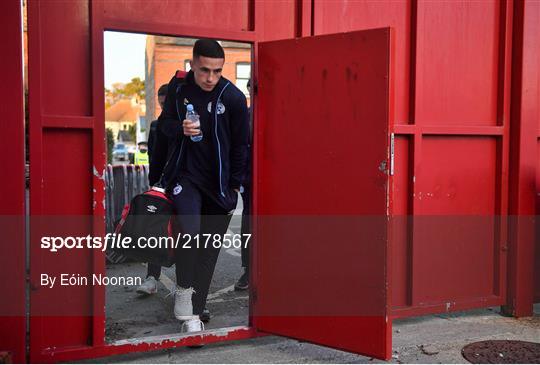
186, 104, 194, 112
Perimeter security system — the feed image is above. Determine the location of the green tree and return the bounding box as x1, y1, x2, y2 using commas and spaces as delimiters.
128, 124, 137, 143
106, 128, 115, 164
120, 77, 145, 99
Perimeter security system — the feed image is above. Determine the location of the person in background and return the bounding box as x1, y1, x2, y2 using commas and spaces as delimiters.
235, 78, 252, 291
136, 84, 170, 297
134, 141, 149, 165
148, 83, 173, 158
147, 72, 187, 186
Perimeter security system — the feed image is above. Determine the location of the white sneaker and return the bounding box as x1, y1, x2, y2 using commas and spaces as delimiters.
181, 318, 205, 333
136, 276, 157, 295
174, 287, 196, 320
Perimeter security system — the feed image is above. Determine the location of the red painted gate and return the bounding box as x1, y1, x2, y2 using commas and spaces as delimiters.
253, 29, 394, 360
14, 0, 537, 363
26, 0, 395, 359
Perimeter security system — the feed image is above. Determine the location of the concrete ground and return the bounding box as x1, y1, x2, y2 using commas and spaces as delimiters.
105, 202, 248, 341
104, 246, 249, 341
88, 304, 539, 364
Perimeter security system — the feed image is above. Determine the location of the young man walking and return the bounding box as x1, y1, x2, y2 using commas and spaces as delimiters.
156, 39, 249, 333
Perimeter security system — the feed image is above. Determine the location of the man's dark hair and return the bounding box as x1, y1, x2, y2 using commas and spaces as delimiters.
157, 84, 168, 96
193, 39, 225, 59
138, 141, 148, 147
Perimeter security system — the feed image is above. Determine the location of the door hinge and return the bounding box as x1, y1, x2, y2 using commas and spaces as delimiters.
390, 133, 395, 176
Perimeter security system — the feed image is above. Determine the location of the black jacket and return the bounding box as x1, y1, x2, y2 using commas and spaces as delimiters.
148, 76, 189, 187
151, 71, 249, 209
147, 119, 158, 159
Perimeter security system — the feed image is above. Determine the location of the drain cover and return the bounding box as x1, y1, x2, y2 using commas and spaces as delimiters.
462, 340, 540, 364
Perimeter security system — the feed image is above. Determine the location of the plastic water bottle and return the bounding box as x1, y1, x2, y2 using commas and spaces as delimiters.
186, 104, 202, 142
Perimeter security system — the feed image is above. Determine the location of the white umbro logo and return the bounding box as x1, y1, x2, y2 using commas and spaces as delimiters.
146, 205, 157, 213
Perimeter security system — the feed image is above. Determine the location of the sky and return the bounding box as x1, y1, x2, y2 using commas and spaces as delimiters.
104, 31, 147, 89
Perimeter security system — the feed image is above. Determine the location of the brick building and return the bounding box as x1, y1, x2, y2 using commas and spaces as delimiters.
145, 36, 251, 131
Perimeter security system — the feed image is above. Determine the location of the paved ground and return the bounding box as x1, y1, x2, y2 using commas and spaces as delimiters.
89, 304, 540, 364
105, 247, 248, 341
105, 197, 248, 342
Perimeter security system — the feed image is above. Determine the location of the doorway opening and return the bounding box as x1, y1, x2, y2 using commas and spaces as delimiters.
103, 31, 253, 343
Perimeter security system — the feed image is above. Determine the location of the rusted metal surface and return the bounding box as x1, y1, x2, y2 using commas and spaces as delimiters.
0, 352, 13, 364
39, 326, 261, 363
462, 340, 540, 364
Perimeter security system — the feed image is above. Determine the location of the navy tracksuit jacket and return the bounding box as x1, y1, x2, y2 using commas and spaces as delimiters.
151, 70, 249, 211
147, 70, 249, 314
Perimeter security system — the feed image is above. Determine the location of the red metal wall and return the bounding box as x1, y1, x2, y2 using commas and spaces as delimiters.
311, 0, 515, 318
528, 0, 540, 304
100, 0, 297, 42
26, 0, 284, 361
506, 0, 538, 314
515, 0, 540, 305
19, 0, 538, 362
0, 0, 26, 362
28, 0, 106, 361
98, 0, 539, 317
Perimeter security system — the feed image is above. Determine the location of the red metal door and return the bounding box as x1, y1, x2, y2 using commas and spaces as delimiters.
253, 28, 394, 360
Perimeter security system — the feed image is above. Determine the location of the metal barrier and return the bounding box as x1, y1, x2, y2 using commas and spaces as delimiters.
105, 163, 150, 232
105, 164, 149, 263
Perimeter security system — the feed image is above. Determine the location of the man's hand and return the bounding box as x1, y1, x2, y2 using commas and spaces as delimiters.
182, 119, 200, 136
